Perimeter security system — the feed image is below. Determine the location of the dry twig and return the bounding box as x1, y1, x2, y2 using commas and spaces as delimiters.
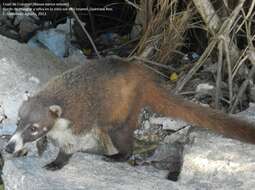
192, 0, 241, 63
176, 0, 246, 93
230, 62, 255, 113
124, 0, 141, 10
135, 0, 192, 64
215, 40, 223, 109
223, 39, 233, 102
69, 7, 102, 58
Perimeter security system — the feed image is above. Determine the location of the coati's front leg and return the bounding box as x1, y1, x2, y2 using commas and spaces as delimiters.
36, 136, 48, 156
44, 149, 72, 171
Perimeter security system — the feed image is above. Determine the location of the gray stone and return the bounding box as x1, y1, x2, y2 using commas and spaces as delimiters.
179, 107, 255, 189
150, 117, 188, 131
146, 142, 184, 171
19, 19, 39, 42
163, 126, 190, 144
0, 35, 76, 135
13, 15, 26, 26
3, 151, 180, 190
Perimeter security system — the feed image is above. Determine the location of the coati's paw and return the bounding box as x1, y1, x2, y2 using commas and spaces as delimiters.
44, 150, 72, 171
44, 161, 65, 171
167, 171, 180, 181
103, 153, 130, 162
36, 136, 48, 157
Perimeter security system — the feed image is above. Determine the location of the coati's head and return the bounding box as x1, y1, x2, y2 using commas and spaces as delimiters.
5, 97, 62, 155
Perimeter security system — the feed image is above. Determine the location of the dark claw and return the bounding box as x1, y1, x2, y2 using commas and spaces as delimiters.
44, 161, 64, 171
103, 153, 130, 162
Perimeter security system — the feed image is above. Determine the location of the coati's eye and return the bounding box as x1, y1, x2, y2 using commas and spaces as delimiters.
30, 124, 39, 133
30, 126, 37, 132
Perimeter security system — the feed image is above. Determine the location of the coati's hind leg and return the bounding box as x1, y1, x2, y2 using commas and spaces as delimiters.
103, 97, 143, 162
44, 149, 72, 171
106, 123, 134, 162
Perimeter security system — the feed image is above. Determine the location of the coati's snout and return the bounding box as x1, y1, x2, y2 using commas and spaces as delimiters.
5, 122, 48, 154
6, 98, 63, 154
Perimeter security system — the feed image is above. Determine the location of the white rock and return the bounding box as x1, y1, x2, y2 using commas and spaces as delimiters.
179, 107, 255, 189
196, 83, 214, 94
150, 117, 188, 131
2, 152, 181, 190
0, 35, 76, 134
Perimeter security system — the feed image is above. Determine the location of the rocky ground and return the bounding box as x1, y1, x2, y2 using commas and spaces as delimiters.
1, 34, 255, 190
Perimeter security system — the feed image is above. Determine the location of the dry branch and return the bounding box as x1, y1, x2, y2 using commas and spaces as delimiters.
124, 0, 141, 10
135, 0, 192, 64
229, 10, 255, 113
192, 0, 241, 63
224, 39, 233, 102
69, 7, 102, 59
175, 39, 217, 93
230, 56, 255, 113
192, 0, 221, 34
236, 0, 255, 33
215, 40, 223, 109
176, 0, 246, 93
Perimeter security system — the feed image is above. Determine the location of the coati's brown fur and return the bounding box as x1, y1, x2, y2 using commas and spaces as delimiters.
6, 57, 255, 171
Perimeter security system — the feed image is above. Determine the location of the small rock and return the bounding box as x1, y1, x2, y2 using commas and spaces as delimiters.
13, 15, 26, 26
134, 118, 163, 143
19, 19, 39, 42
2, 151, 178, 190
150, 117, 188, 131
146, 142, 184, 172
164, 126, 191, 144
195, 83, 214, 94
179, 107, 255, 189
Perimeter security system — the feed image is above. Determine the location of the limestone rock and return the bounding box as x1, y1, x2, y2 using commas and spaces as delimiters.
3, 152, 180, 190
0, 35, 76, 135
179, 106, 255, 189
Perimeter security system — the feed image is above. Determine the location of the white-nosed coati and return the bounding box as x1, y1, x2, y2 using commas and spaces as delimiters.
5, 57, 255, 173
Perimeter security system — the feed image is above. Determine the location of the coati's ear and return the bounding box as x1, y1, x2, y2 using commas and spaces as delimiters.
49, 105, 62, 117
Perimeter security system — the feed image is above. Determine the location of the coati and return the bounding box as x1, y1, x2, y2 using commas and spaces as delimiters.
5, 57, 255, 171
